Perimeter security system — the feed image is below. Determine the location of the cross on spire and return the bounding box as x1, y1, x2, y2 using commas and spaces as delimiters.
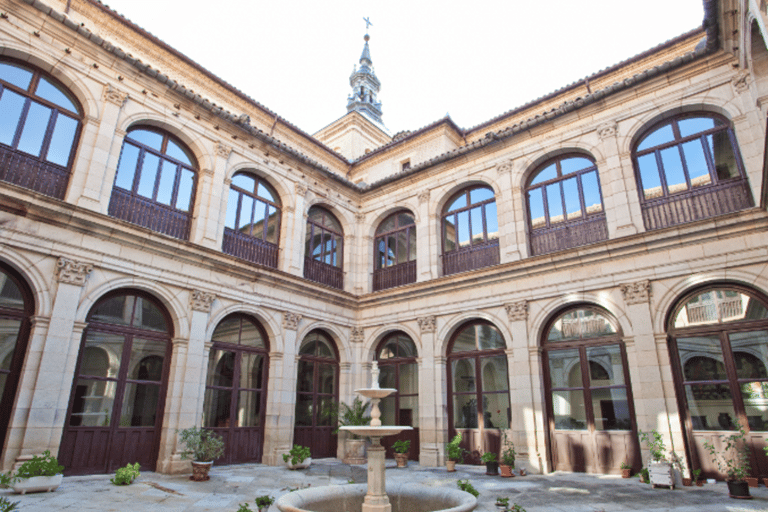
363, 17, 372, 33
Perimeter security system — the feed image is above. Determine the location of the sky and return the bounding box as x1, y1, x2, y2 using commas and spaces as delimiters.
96, 0, 705, 135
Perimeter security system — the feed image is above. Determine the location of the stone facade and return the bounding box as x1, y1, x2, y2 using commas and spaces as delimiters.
0, 0, 766, 479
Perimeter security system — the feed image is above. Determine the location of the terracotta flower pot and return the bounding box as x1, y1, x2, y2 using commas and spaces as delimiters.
621, 468, 631, 478
190, 461, 213, 482
499, 464, 515, 478
394, 452, 409, 468
745, 476, 759, 488
682, 478, 692, 486
446, 460, 456, 472
695, 478, 704, 487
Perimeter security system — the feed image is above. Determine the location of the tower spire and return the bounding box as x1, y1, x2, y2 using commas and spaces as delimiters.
347, 20, 384, 126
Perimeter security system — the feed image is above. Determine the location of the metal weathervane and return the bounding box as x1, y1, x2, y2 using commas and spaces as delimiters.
363, 17, 372, 33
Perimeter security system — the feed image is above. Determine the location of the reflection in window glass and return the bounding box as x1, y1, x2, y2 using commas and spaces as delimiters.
0, 62, 33, 89
591, 387, 631, 430
637, 123, 674, 151
684, 384, 736, 430
16, 102, 51, 157
674, 289, 768, 328
0, 89, 26, 146
45, 114, 78, 166
35, 78, 77, 112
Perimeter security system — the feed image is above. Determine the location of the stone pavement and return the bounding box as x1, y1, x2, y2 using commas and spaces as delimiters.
3, 459, 768, 512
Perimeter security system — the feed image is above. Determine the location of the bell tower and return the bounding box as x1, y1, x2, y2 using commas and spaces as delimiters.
347, 26, 384, 126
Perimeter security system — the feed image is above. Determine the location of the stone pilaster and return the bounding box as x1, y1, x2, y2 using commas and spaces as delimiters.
416, 189, 433, 281
192, 142, 230, 248
283, 182, 308, 275
417, 314, 443, 466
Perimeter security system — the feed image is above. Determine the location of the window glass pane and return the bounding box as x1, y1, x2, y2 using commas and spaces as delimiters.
155, 160, 176, 206
120, 382, 159, 427
212, 316, 242, 345
225, 189, 239, 229
175, 169, 194, 212
320, 231, 331, 264
81, 333, 123, 378
457, 210, 470, 248
548, 349, 581, 389
453, 394, 478, 428
681, 140, 711, 188
35, 78, 77, 113
678, 336, 727, 381
136, 152, 160, 199
114, 143, 140, 190
0, 63, 33, 89
591, 387, 631, 430
562, 177, 582, 220
294, 394, 313, 426
400, 395, 419, 427
0, 374, 6, 410
709, 131, 740, 181
232, 173, 254, 192
323, 212, 342, 232
443, 215, 456, 252
552, 389, 587, 429
128, 129, 163, 151
207, 349, 235, 387
134, 297, 167, 331
165, 139, 192, 166
480, 355, 509, 391
586, 345, 625, 386
470, 206, 484, 244
257, 181, 277, 203
333, 235, 342, 267
560, 157, 593, 175
400, 363, 418, 394
446, 193, 467, 213
375, 239, 385, 270
237, 390, 261, 427
741, 381, 768, 431
548, 308, 616, 342
660, 146, 687, 194
297, 360, 313, 392
127, 342, 164, 381
317, 396, 335, 426
239, 320, 265, 348
90, 295, 134, 326
452, 325, 477, 353
678, 117, 715, 138
396, 229, 408, 265
397, 212, 414, 227
378, 364, 396, 388
637, 123, 674, 151
0, 319, 20, 371
637, 153, 663, 199
674, 289, 766, 327
528, 188, 546, 229
16, 102, 51, 157
581, 171, 603, 214
531, 163, 557, 185
45, 113, 77, 166
469, 187, 493, 204
485, 202, 498, 240
685, 383, 736, 430
408, 227, 416, 260
266, 206, 279, 244
0, 89, 26, 146
730, 331, 768, 379
0, 275, 24, 310
318, 363, 336, 394
378, 216, 396, 234
478, 323, 505, 350
203, 388, 231, 428
546, 183, 564, 224
69, 378, 115, 426
483, 392, 509, 428
237, 195, 254, 234
452, 358, 476, 392
387, 234, 396, 267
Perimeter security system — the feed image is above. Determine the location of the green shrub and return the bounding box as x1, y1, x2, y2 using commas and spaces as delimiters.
110, 462, 140, 485
15, 450, 64, 478
0, 497, 19, 512
392, 440, 411, 454
255, 495, 275, 508
480, 452, 497, 463
456, 479, 479, 497
282, 444, 311, 466
446, 433, 465, 462
178, 426, 225, 462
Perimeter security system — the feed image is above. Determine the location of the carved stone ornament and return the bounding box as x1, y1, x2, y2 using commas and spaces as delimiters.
505, 300, 529, 322
190, 290, 216, 312
732, 71, 751, 93
295, 182, 308, 197
621, 280, 651, 305
596, 121, 618, 140
55, 257, 93, 286
350, 327, 364, 343
216, 142, 232, 159
417, 316, 436, 334
355, 212, 366, 223
418, 189, 430, 204
496, 159, 514, 174
103, 84, 128, 107
283, 312, 302, 331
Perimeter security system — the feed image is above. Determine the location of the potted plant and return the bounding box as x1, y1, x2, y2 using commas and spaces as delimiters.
178, 426, 225, 481
495, 496, 509, 510
639, 429, 673, 488
255, 495, 275, 512
481, 452, 498, 475
446, 433, 465, 472
331, 397, 371, 464
5, 450, 64, 494
392, 440, 411, 468
499, 431, 516, 477
110, 462, 140, 485
692, 468, 704, 486
669, 451, 690, 486
620, 461, 632, 478
638, 467, 649, 484
703, 421, 752, 498
518, 467, 526, 476
282, 444, 312, 470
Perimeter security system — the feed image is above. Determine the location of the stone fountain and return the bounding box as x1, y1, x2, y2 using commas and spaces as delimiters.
276, 362, 476, 512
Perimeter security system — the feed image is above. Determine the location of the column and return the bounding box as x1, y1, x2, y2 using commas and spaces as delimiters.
496, 160, 523, 263
190, 142, 230, 249
262, 312, 301, 465
14, 258, 92, 463
416, 189, 433, 282
416, 316, 443, 466
281, 183, 308, 276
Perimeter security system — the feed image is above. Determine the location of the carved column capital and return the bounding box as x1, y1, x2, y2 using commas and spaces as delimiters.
496, 159, 514, 174
732, 71, 751, 94
355, 212, 366, 223
215, 142, 232, 159
417, 316, 436, 334
621, 280, 651, 305
190, 289, 216, 312
350, 327, 364, 343
103, 84, 128, 107
418, 189, 430, 204
505, 300, 529, 322
295, 182, 308, 197
596, 121, 619, 140
56, 257, 93, 286
283, 312, 302, 331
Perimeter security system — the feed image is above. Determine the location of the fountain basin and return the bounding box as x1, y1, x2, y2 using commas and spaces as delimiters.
275, 483, 477, 512
340, 426, 411, 437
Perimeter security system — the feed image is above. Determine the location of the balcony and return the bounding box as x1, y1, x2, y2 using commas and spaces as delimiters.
442, 239, 500, 276
0, 145, 69, 199
530, 214, 609, 256
304, 257, 343, 290
373, 260, 416, 291
108, 188, 190, 240
222, 228, 278, 268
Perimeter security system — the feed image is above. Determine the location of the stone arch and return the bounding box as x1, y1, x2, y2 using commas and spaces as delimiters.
303, 199, 354, 237
0, 249, 52, 318
437, 312, 511, 356
521, 148, 603, 188
295, 322, 351, 364
531, 292, 630, 344
366, 205, 419, 241
225, 162, 293, 213
434, 177, 503, 215
363, 324, 422, 362
206, 304, 282, 353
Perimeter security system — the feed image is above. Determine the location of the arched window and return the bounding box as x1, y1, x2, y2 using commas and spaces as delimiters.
543, 306, 638, 474
632, 113, 752, 230
377, 333, 419, 459
373, 211, 416, 291
447, 321, 509, 463
62, 291, 172, 474
0, 59, 82, 198
304, 206, 343, 289
669, 286, 768, 479
223, 172, 281, 268
204, 314, 269, 464
526, 155, 608, 255
441, 185, 499, 276
108, 126, 197, 240
294, 330, 339, 458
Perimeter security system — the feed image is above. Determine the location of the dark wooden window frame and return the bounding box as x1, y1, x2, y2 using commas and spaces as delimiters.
525, 154, 608, 256
222, 172, 281, 268
108, 127, 198, 240
304, 206, 344, 290
373, 210, 416, 291
441, 186, 500, 276
0, 58, 83, 198
632, 113, 753, 230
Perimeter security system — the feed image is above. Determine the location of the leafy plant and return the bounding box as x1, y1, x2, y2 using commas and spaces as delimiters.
638, 429, 667, 462
237, 504, 252, 512
0, 497, 18, 512
692, 468, 702, 481
501, 431, 516, 466
456, 479, 479, 497
255, 495, 275, 508
331, 397, 371, 438
0, 472, 11, 488
703, 421, 750, 481
282, 444, 311, 466
178, 426, 225, 462
620, 461, 631, 470
392, 440, 411, 454
14, 450, 64, 478
481, 452, 497, 463
110, 462, 140, 485
495, 496, 510, 507
510, 505, 526, 512
446, 433, 465, 462
638, 467, 649, 484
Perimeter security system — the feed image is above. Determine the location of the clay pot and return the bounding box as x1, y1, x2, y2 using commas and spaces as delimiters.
446, 460, 456, 472
695, 478, 704, 487
394, 452, 409, 468
745, 477, 759, 488
682, 478, 692, 486
621, 468, 631, 478
190, 461, 213, 482
499, 464, 515, 478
